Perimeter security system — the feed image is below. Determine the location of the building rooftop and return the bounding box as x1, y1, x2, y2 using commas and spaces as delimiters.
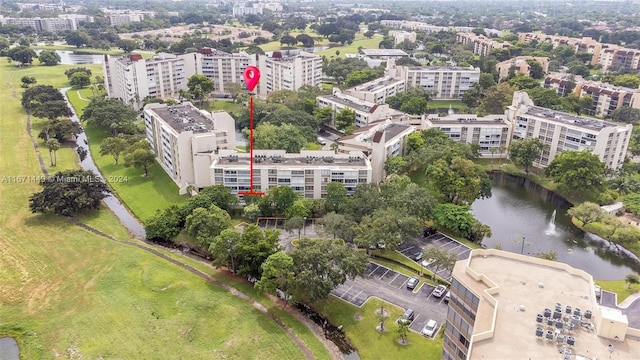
116, 52, 179, 65
361, 49, 409, 57
406, 65, 478, 72
524, 106, 619, 131
426, 114, 509, 126
454, 249, 640, 360
213, 150, 368, 168
149, 103, 215, 133
353, 76, 405, 93
320, 94, 378, 113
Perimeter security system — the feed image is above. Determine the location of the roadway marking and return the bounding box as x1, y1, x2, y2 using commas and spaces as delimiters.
388, 273, 399, 285
367, 265, 380, 277
340, 286, 353, 298
379, 269, 390, 280
412, 313, 421, 325
352, 290, 363, 301
449, 244, 463, 252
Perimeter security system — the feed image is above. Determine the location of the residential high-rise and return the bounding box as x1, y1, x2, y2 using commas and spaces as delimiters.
181, 48, 251, 95
387, 61, 480, 100
444, 249, 640, 360
143, 102, 235, 193
255, 50, 323, 96
317, 89, 396, 127
344, 76, 406, 105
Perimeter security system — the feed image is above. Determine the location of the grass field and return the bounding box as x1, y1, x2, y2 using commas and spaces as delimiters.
67, 88, 188, 221
0, 60, 313, 359
315, 298, 443, 360
595, 280, 639, 303
258, 31, 384, 59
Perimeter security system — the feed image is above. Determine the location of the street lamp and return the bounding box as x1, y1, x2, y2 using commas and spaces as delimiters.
520, 235, 526, 255
303, 217, 307, 238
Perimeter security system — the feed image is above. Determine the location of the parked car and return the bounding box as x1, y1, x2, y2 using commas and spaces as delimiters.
432, 285, 447, 298
421, 319, 438, 337
397, 308, 415, 324
406, 277, 419, 290
444, 291, 451, 303
413, 251, 423, 261
421, 258, 435, 267
317, 137, 327, 145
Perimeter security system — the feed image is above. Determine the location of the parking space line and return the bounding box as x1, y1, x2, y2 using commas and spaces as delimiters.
398, 278, 408, 289
366, 265, 379, 277
399, 246, 415, 254
352, 290, 363, 301
413, 314, 421, 324
449, 243, 462, 252
379, 269, 390, 280
388, 273, 399, 285
340, 286, 353, 299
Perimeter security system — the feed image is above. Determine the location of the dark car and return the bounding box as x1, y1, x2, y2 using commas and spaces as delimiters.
397, 308, 415, 324
406, 277, 419, 290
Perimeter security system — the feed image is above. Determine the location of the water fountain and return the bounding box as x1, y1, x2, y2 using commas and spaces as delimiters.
545, 209, 557, 236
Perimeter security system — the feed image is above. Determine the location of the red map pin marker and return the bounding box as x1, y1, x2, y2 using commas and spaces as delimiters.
243, 66, 260, 91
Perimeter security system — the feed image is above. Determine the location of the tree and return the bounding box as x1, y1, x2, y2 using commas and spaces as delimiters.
355, 208, 422, 252
562, 94, 592, 115
384, 156, 409, 175
525, 87, 562, 108
243, 203, 261, 222
567, 202, 604, 226
22, 85, 65, 113
427, 156, 491, 205
38, 118, 82, 142
38, 50, 61, 66
209, 228, 242, 273
399, 97, 429, 115
123, 146, 155, 177
432, 203, 476, 238
31, 100, 72, 121
396, 321, 409, 345
316, 212, 356, 241
117, 39, 139, 53
232, 225, 282, 277
284, 216, 306, 239
344, 183, 382, 222
289, 238, 367, 303
70, 72, 91, 88
625, 273, 640, 289
285, 198, 312, 219
185, 205, 232, 246
187, 74, 215, 105
196, 185, 238, 212
280, 35, 297, 47
29, 169, 110, 216
7, 46, 37, 65
83, 98, 138, 135
423, 246, 458, 281
20, 76, 37, 88
100, 136, 128, 164
535, 251, 558, 261
65, 30, 91, 48
255, 252, 295, 307
335, 108, 355, 130
509, 138, 547, 174
478, 83, 517, 115
252, 122, 309, 153
65, 67, 92, 79
611, 107, 640, 124
545, 150, 605, 194
46, 138, 60, 166
469, 222, 492, 244
508, 74, 542, 90
295, 34, 314, 47
314, 106, 333, 127
526, 59, 544, 79
325, 181, 347, 213
144, 204, 183, 240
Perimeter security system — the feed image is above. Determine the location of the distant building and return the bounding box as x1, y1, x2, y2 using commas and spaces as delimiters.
360, 49, 409, 60
495, 56, 550, 81
181, 48, 251, 95
143, 102, 235, 193
445, 249, 640, 360
344, 76, 406, 105
518, 33, 603, 66
387, 61, 480, 100
211, 150, 372, 198
456, 32, 511, 57
507, 91, 632, 169
317, 89, 395, 127
336, 119, 416, 183
389, 30, 417, 46
422, 113, 512, 157
255, 50, 323, 96
0, 15, 79, 32
107, 13, 144, 26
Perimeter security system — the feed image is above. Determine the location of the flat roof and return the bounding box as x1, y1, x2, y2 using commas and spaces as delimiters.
406, 65, 478, 72
454, 250, 640, 360
427, 114, 509, 126
214, 151, 368, 168
361, 48, 408, 57
353, 76, 404, 93
149, 104, 215, 133
523, 106, 619, 131
320, 94, 377, 113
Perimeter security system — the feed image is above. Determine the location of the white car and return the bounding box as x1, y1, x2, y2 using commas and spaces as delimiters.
421, 258, 435, 267
421, 319, 438, 337
432, 285, 447, 298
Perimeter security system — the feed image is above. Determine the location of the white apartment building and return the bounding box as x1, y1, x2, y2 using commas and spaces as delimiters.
255, 50, 323, 96
387, 61, 480, 100
211, 150, 372, 198
389, 31, 417, 46
108, 14, 144, 26
0, 16, 78, 32
232, 6, 263, 16
456, 32, 511, 57
181, 48, 251, 95
422, 114, 512, 157
317, 89, 394, 127
103, 53, 186, 109
143, 102, 235, 194
344, 76, 406, 105
360, 49, 409, 60
507, 91, 632, 169
336, 119, 416, 183
444, 249, 640, 360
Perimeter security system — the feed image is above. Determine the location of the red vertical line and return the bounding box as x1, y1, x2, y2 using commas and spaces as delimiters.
249, 95, 254, 192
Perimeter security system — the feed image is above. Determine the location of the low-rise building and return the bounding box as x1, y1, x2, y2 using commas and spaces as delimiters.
507, 91, 632, 169
344, 76, 406, 105
360, 49, 409, 60
444, 249, 640, 360
422, 114, 512, 157
495, 56, 549, 81
317, 89, 394, 127
143, 102, 235, 193
210, 150, 372, 198
456, 32, 511, 57
389, 30, 417, 46
0, 15, 79, 32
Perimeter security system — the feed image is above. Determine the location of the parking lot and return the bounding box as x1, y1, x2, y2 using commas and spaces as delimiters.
397, 233, 472, 280
331, 262, 449, 336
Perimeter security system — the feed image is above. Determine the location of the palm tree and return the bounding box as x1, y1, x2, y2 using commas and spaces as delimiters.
46, 138, 60, 166
330, 142, 339, 154
489, 147, 497, 169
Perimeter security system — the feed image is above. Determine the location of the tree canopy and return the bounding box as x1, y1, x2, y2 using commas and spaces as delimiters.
545, 150, 605, 194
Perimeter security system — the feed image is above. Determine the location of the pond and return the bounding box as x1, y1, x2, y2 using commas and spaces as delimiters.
0, 337, 19, 360
471, 172, 640, 280
35, 50, 103, 65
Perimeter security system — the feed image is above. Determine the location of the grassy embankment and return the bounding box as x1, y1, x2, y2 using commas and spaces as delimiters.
0, 60, 312, 359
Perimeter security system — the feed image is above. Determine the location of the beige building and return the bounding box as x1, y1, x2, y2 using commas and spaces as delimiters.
507, 91, 632, 169
422, 114, 512, 157
387, 61, 480, 100
254, 50, 323, 96
103, 53, 186, 109
344, 76, 406, 105
495, 56, 550, 81
317, 89, 395, 127
143, 102, 235, 194
518, 33, 603, 66
456, 32, 511, 57
444, 249, 640, 360
336, 119, 416, 183
389, 30, 417, 46
181, 48, 251, 95
210, 150, 372, 199
597, 46, 640, 72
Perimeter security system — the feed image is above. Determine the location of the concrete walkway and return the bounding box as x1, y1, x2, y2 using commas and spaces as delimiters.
619, 292, 640, 309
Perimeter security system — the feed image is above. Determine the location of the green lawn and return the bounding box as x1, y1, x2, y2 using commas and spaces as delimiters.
427, 100, 465, 110
258, 32, 383, 58
315, 298, 443, 360
0, 59, 310, 359
595, 280, 639, 303
67, 88, 188, 221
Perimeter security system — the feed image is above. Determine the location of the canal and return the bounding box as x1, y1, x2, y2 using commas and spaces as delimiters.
471, 172, 640, 280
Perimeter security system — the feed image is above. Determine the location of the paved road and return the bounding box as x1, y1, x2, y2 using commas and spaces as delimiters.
601, 290, 640, 329
397, 233, 473, 280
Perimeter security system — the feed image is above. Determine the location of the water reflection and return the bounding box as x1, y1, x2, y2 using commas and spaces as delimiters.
471, 173, 640, 280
